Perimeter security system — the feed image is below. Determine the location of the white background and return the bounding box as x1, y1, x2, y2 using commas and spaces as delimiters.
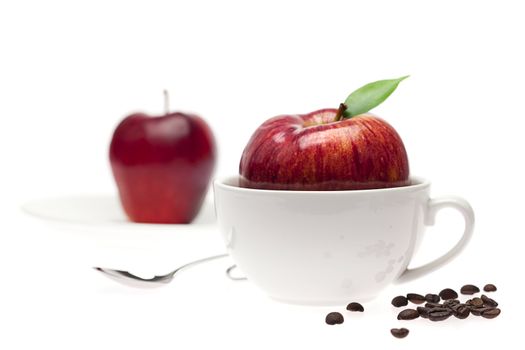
1, 0, 523, 348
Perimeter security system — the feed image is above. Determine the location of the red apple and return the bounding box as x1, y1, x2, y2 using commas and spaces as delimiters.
239, 109, 409, 190
239, 77, 410, 190
110, 111, 216, 223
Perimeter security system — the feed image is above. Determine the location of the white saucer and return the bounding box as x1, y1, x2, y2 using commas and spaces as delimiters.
22, 195, 215, 229
21, 195, 226, 270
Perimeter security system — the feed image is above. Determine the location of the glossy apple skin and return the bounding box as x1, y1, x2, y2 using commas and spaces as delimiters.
239, 109, 409, 190
110, 112, 216, 223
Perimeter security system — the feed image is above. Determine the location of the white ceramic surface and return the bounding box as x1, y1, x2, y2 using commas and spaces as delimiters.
22, 195, 215, 228
22, 196, 225, 270
214, 177, 475, 305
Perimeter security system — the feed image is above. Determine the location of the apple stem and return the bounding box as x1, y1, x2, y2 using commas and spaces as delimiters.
334, 103, 348, 121
163, 89, 170, 114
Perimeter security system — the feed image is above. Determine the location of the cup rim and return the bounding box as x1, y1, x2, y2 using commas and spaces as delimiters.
214, 176, 430, 195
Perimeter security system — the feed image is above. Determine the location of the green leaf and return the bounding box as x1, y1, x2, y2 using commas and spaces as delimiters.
343, 76, 409, 118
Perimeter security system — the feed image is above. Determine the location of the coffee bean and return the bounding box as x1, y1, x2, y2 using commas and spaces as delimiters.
470, 307, 491, 316
469, 297, 484, 307
390, 328, 409, 338
397, 309, 420, 320
425, 302, 443, 309
481, 308, 501, 319
428, 307, 450, 313
460, 284, 480, 295
443, 299, 460, 309
429, 309, 452, 321
407, 293, 426, 304
417, 306, 431, 318
325, 312, 344, 325
390, 284, 502, 325
425, 293, 440, 303
481, 294, 498, 307
450, 303, 466, 312
439, 288, 458, 300
454, 305, 470, 319
483, 284, 497, 292
392, 295, 408, 307
346, 302, 364, 312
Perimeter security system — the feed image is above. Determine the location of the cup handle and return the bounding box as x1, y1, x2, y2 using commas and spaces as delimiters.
396, 196, 475, 283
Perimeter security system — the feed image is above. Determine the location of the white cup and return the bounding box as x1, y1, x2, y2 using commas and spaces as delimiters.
214, 176, 475, 305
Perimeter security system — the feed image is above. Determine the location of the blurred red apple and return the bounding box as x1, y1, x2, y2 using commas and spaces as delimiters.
110, 103, 215, 223
239, 77, 409, 190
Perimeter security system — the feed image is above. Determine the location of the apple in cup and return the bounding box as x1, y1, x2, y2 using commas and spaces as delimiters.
240, 77, 409, 190
109, 92, 216, 224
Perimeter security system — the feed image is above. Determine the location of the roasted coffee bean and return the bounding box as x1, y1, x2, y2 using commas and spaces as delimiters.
450, 303, 466, 312
483, 284, 497, 292
397, 309, 420, 320
429, 309, 452, 321
417, 306, 431, 318
470, 307, 490, 316
346, 302, 364, 312
481, 294, 498, 307
481, 308, 501, 319
425, 293, 440, 303
407, 293, 426, 304
439, 288, 458, 300
469, 297, 484, 307
425, 302, 443, 309
460, 284, 480, 295
392, 295, 408, 307
390, 328, 409, 338
428, 307, 450, 313
454, 305, 470, 319
391, 285, 501, 323
443, 299, 460, 309
325, 312, 344, 325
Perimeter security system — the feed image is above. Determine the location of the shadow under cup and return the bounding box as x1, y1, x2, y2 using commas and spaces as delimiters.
214, 176, 474, 305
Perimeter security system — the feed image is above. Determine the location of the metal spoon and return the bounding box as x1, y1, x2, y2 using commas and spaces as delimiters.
94, 254, 246, 288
